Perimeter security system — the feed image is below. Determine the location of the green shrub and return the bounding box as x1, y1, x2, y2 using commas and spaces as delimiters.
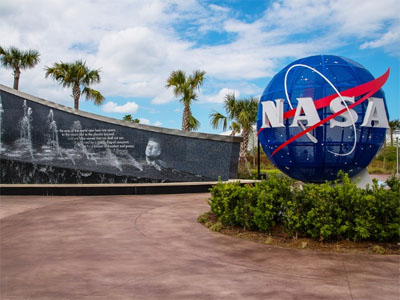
208, 173, 400, 242
360, 179, 400, 242
232, 184, 257, 229
253, 175, 294, 231
386, 175, 400, 192
281, 189, 308, 238
208, 181, 257, 228
208, 181, 241, 226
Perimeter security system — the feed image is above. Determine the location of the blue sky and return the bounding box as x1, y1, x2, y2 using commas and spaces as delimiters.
0, 0, 398, 134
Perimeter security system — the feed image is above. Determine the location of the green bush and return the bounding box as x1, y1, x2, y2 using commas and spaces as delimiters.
361, 178, 400, 241
253, 175, 294, 231
208, 181, 257, 228
208, 173, 400, 242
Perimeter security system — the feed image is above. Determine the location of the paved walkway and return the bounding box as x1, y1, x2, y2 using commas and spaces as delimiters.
0, 193, 398, 300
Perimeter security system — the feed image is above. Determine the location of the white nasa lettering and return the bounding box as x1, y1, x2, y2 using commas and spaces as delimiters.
289, 97, 320, 127
261, 99, 284, 128
262, 97, 389, 129
361, 97, 389, 128
329, 96, 358, 128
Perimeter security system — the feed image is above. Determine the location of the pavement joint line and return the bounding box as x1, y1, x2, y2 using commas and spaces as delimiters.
342, 257, 355, 300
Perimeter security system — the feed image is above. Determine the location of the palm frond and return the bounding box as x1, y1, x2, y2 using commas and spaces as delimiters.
84, 69, 101, 85
224, 93, 237, 119
189, 70, 206, 90
166, 70, 186, 97
45, 62, 71, 86
188, 114, 200, 131
82, 87, 105, 105
209, 111, 228, 130
230, 121, 241, 136
21, 49, 40, 69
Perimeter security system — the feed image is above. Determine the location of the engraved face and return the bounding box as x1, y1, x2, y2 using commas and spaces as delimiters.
145, 139, 161, 158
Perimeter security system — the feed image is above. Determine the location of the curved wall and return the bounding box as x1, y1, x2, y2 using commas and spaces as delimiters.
0, 85, 241, 184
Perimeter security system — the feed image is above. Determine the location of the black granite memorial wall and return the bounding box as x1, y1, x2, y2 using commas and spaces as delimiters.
0, 85, 241, 184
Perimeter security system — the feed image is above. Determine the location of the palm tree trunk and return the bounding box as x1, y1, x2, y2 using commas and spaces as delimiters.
239, 127, 250, 173
13, 69, 20, 90
383, 142, 386, 169
73, 84, 81, 110
182, 104, 191, 131
390, 128, 394, 147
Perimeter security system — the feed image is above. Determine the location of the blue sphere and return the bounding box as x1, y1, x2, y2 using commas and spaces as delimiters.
257, 55, 388, 183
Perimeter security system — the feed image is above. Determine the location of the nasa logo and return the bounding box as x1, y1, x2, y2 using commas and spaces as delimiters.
256, 55, 390, 183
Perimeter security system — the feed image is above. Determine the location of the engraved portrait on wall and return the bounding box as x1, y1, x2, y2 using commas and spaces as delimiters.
144, 137, 166, 171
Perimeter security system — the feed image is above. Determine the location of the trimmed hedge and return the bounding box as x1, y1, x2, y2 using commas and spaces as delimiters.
208, 172, 400, 242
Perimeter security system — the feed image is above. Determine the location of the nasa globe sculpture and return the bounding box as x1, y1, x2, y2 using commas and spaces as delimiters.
257, 55, 390, 183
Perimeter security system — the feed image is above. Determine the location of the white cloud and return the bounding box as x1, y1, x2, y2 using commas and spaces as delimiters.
360, 25, 400, 55
102, 101, 139, 113
203, 88, 240, 103
139, 118, 150, 125
96, 27, 168, 74
0, 0, 397, 115
261, 0, 400, 39
209, 4, 229, 13
328, 0, 399, 37
153, 121, 162, 126
361, 31, 399, 49
152, 88, 175, 104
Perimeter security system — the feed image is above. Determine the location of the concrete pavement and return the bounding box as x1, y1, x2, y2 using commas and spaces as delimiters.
0, 193, 399, 299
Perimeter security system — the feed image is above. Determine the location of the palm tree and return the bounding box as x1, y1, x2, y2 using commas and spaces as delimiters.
166, 70, 205, 131
210, 93, 258, 172
0, 46, 40, 90
389, 119, 400, 146
123, 114, 140, 123
45, 60, 104, 110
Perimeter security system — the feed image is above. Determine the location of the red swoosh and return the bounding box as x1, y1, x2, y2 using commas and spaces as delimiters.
266, 68, 390, 156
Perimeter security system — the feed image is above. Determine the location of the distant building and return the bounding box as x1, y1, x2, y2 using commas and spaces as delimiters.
221, 125, 257, 152
386, 130, 400, 145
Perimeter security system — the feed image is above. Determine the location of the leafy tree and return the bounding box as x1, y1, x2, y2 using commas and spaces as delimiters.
45, 60, 104, 110
389, 119, 400, 146
0, 46, 40, 90
166, 70, 205, 131
210, 93, 258, 172
123, 114, 140, 123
